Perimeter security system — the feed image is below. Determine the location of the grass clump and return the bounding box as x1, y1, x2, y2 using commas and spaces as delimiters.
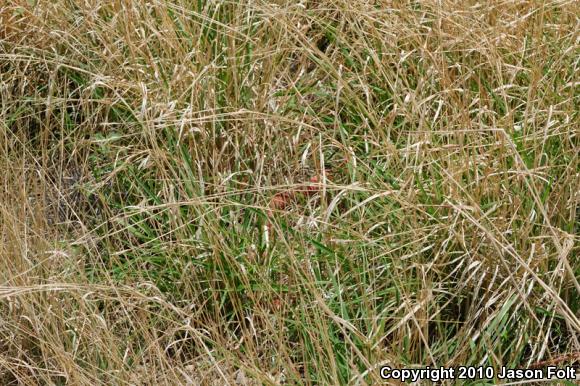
1, 0, 578, 384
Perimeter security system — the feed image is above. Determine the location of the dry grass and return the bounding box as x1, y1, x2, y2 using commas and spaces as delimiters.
1, 0, 578, 384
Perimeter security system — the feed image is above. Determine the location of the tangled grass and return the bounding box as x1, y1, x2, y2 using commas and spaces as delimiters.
1, 0, 578, 384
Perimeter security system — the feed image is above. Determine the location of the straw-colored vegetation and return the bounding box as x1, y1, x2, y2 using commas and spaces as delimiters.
1, 0, 578, 384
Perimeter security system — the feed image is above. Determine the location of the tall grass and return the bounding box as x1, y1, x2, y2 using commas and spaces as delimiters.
1, 0, 578, 384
